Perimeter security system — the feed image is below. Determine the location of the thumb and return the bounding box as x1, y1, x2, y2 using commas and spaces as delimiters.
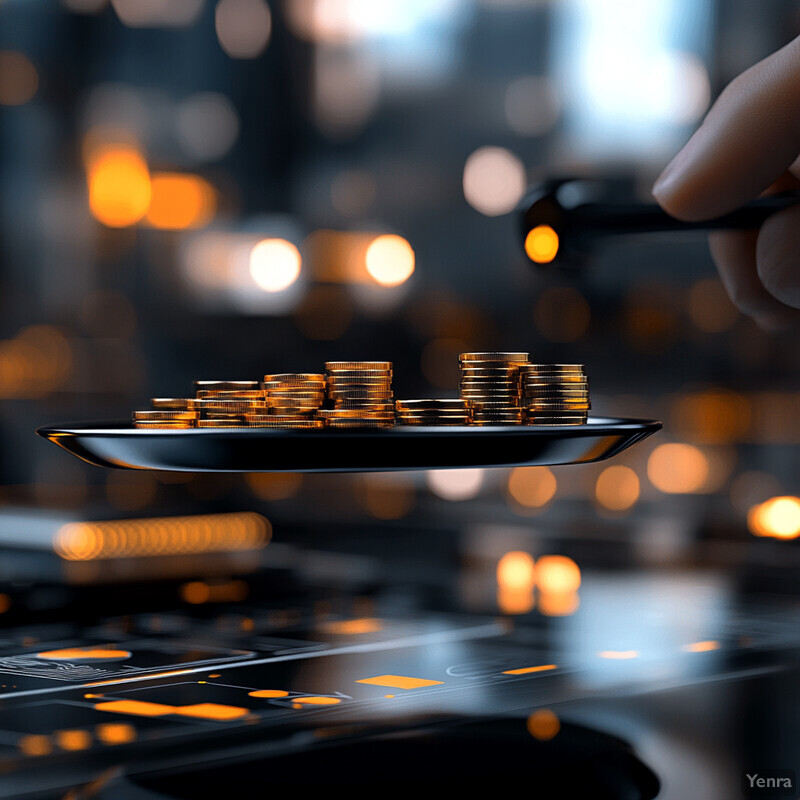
653, 34, 800, 221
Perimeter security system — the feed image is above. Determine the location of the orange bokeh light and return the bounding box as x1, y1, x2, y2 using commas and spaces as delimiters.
496, 551, 536, 591
56, 729, 92, 751
95, 723, 136, 745
535, 555, 581, 594
145, 172, 216, 230
497, 586, 535, 615
0, 51, 39, 105
507, 466, 557, 511
538, 590, 580, 617
647, 443, 709, 494
594, 465, 640, 512
365, 234, 415, 287
527, 709, 560, 741
525, 225, 559, 264
88, 146, 151, 227
748, 496, 800, 540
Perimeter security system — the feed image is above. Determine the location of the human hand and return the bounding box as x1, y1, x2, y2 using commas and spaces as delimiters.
653, 35, 800, 330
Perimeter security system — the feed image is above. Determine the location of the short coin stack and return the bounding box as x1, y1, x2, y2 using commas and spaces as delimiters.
320, 361, 395, 428
247, 374, 326, 429
132, 408, 198, 429
519, 364, 590, 425
395, 399, 471, 425
458, 352, 527, 425
194, 380, 264, 427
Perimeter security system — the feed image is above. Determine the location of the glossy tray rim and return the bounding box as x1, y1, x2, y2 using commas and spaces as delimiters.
37, 416, 662, 472
38, 416, 660, 437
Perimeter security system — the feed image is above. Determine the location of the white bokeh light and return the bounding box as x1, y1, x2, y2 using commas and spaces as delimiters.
177, 93, 240, 162
426, 468, 485, 501
215, 0, 272, 59
462, 146, 527, 217
249, 239, 301, 292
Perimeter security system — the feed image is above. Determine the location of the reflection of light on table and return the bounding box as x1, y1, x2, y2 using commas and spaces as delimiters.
37, 647, 131, 662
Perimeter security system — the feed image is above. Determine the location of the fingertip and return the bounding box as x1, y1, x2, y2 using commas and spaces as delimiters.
756, 206, 800, 309
652, 146, 714, 222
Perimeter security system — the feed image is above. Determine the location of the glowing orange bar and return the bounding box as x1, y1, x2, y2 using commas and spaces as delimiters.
318, 618, 383, 635
94, 700, 177, 717
174, 703, 249, 721
682, 640, 720, 653
355, 675, 443, 689
502, 664, 557, 675
291, 696, 341, 706
37, 648, 131, 661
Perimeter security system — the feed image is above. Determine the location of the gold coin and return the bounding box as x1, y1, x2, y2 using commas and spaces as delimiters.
461, 389, 519, 400
196, 389, 264, 399
522, 389, 590, 396
194, 380, 259, 392
327, 370, 392, 377
334, 402, 395, 411
527, 401, 591, 410
459, 352, 528, 362
266, 396, 324, 405
327, 382, 392, 389
325, 361, 392, 371
398, 418, 469, 423
151, 398, 198, 410
395, 398, 466, 411
327, 420, 395, 428
263, 373, 326, 383
460, 384, 519, 390
526, 417, 587, 425
133, 410, 199, 421
319, 410, 395, 419
327, 378, 393, 386
194, 398, 266, 408
134, 422, 193, 429
197, 420, 250, 428
264, 387, 326, 395
520, 366, 584, 374
329, 392, 393, 399
246, 419, 325, 429
397, 417, 471, 423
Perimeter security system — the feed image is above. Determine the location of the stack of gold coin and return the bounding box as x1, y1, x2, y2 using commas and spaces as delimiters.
247, 373, 327, 429
395, 399, 471, 425
133, 410, 198, 429
192, 380, 265, 427
519, 364, 590, 425
459, 352, 528, 425
322, 361, 395, 428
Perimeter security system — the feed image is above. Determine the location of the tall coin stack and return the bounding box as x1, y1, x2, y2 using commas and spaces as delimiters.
395, 399, 472, 425
321, 361, 395, 428
459, 352, 528, 425
193, 380, 265, 427
248, 374, 326, 429
519, 364, 590, 425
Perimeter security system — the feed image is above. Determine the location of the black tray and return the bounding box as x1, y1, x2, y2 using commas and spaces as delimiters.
36, 417, 661, 472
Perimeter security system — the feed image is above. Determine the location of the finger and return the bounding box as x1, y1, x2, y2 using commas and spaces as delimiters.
756, 204, 800, 309
708, 229, 800, 329
653, 34, 800, 221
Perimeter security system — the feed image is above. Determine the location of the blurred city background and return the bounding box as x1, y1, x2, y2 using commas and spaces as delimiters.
1, 0, 799, 600
2, 3, 800, 796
